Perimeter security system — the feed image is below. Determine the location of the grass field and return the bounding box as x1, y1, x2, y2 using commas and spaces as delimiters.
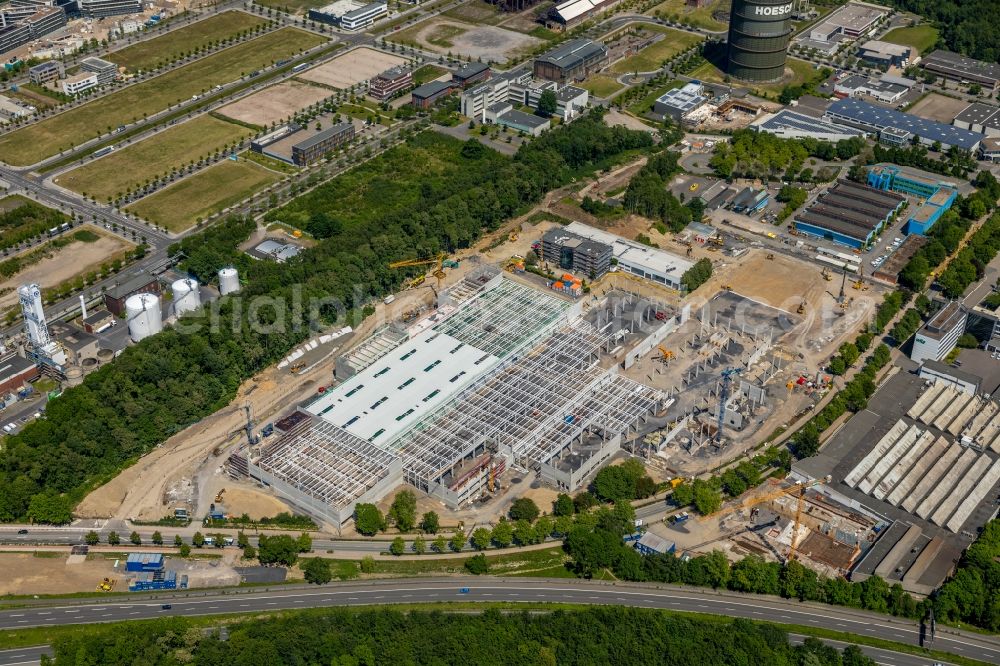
127, 159, 279, 231
55, 115, 252, 202
0, 28, 327, 167
610, 27, 703, 74
690, 57, 814, 96
254, 0, 330, 14
881, 24, 939, 54
107, 11, 267, 71
627, 79, 684, 116
579, 74, 625, 98
412, 64, 449, 85
646, 0, 728, 30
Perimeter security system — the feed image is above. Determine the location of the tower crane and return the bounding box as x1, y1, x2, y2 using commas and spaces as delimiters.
716, 367, 742, 443
389, 253, 456, 293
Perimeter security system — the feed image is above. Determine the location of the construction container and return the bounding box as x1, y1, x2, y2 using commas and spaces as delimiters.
129, 570, 177, 591
125, 552, 164, 572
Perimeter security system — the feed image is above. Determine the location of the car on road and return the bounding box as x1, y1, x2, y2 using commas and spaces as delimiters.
161, 604, 172, 610
17, 529, 28, 534
459, 588, 470, 594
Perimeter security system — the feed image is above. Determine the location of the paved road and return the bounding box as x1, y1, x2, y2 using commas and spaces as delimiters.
0, 578, 994, 665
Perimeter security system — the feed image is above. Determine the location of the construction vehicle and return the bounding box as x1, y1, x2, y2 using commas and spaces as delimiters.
509, 232, 518, 242
656, 346, 675, 363
669, 477, 685, 489
766, 253, 774, 260
820, 267, 832, 282
215, 488, 226, 503
289, 362, 305, 374
686, 247, 693, 257
97, 577, 116, 592
721, 284, 732, 291
709, 236, 725, 247
852, 268, 869, 291
389, 253, 452, 293
797, 301, 806, 314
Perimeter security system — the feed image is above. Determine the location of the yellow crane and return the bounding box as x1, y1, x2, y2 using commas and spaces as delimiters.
656, 345, 675, 363
389, 253, 450, 292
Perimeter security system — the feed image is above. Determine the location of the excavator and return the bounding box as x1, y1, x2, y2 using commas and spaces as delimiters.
797, 301, 806, 314
852, 268, 869, 291
289, 362, 305, 374
656, 346, 675, 363
389, 253, 457, 293
821, 267, 832, 282
97, 578, 116, 592
215, 488, 226, 503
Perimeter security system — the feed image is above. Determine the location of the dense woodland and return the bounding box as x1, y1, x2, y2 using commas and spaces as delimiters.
44, 607, 877, 666
0, 113, 654, 523
709, 131, 865, 181
933, 519, 1000, 630
885, 0, 999, 64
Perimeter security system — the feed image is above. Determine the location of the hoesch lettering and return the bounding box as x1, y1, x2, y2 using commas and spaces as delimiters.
754, 3, 792, 15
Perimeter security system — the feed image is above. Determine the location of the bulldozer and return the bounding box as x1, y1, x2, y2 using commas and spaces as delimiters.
97, 578, 115, 592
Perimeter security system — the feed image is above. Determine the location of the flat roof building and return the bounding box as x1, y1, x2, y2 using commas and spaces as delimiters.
369, 66, 411, 101
28, 60, 63, 85
80, 56, 117, 85
248, 239, 302, 263
540, 228, 612, 279
980, 137, 1000, 163
534, 39, 608, 83
731, 187, 769, 214
825, 98, 983, 152
104, 273, 160, 316
564, 221, 694, 291
953, 102, 1000, 138
794, 179, 904, 249
78, 0, 142, 18
652, 80, 705, 120
0, 354, 39, 396
452, 61, 490, 88
922, 50, 1000, 91
857, 40, 912, 68
866, 165, 958, 235
911, 301, 967, 364
494, 109, 550, 136
411, 80, 453, 109
308, 0, 387, 29
291, 122, 354, 165
62, 72, 98, 96
751, 108, 864, 142
548, 0, 618, 27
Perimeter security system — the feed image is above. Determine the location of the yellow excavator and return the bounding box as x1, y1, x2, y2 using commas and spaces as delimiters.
821, 268, 832, 282
97, 578, 116, 592
389, 253, 455, 293
215, 488, 226, 503
656, 345, 675, 363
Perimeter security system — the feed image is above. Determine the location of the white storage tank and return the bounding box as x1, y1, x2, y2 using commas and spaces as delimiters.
126, 293, 162, 342
218, 267, 240, 295
171, 278, 201, 316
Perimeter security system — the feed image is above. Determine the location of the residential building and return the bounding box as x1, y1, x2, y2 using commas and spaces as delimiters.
922, 50, 1000, 92
910, 301, 967, 364
750, 108, 864, 142
540, 228, 613, 278
548, 0, 618, 27
411, 80, 453, 109
824, 98, 983, 152
952, 102, 1000, 137
494, 109, 549, 136
793, 179, 904, 249
451, 61, 490, 88
369, 66, 411, 101
857, 40, 912, 68
28, 59, 62, 85
62, 71, 98, 95
533, 39, 608, 83
653, 81, 706, 120
291, 122, 354, 165
104, 274, 160, 316
731, 187, 769, 214
78, 0, 142, 18
80, 56, 117, 85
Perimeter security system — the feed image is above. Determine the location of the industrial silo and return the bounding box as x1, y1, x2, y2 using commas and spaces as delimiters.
726, 0, 793, 83
218, 267, 240, 296
171, 278, 201, 316
126, 293, 162, 342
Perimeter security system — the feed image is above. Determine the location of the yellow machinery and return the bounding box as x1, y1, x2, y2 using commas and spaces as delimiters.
389, 253, 450, 293
656, 346, 675, 363
766, 253, 774, 260
710, 236, 725, 246
797, 301, 806, 314
821, 268, 832, 282
215, 488, 226, 503
721, 284, 732, 291
509, 232, 519, 242
669, 477, 685, 489
289, 362, 305, 374
97, 578, 116, 592
852, 268, 869, 291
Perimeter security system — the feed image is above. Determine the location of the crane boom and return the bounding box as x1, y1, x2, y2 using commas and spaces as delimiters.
716, 367, 742, 443
389, 253, 450, 292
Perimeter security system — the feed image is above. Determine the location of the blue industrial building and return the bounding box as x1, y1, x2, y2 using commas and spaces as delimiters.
867, 165, 958, 235
731, 187, 769, 214
129, 570, 187, 591
634, 532, 676, 556
794, 180, 905, 249
125, 553, 164, 572
825, 98, 984, 152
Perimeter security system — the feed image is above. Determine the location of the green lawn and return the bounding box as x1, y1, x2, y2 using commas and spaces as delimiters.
412, 64, 449, 85
610, 27, 703, 74
881, 24, 939, 55
0, 28, 327, 167
254, 0, 331, 14
579, 74, 624, 98
364, 546, 572, 577
55, 115, 252, 202
690, 57, 815, 97
645, 0, 728, 31
107, 11, 267, 71
127, 159, 279, 232
627, 79, 684, 116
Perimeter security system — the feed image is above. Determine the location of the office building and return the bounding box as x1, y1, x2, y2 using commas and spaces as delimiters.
922, 50, 1000, 92
857, 40, 912, 68
910, 301, 967, 364
534, 39, 608, 83
653, 80, 706, 119
523, 79, 588, 121
750, 108, 864, 142
0, 24, 32, 56
80, 56, 117, 85
78, 0, 142, 18
952, 102, 1000, 138
564, 221, 694, 291
291, 122, 354, 165
451, 61, 490, 88
793, 179, 904, 249
866, 165, 958, 235
410, 80, 453, 109
28, 59, 63, 85
825, 98, 983, 152
540, 228, 613, 278
62, 71, 98, 95
369, 66, 411, 101
460, 70, 532, 120
308, 0, 387, 29
493, 108, 550, 136
0, 5, 65, 56
833, 74, 908, 104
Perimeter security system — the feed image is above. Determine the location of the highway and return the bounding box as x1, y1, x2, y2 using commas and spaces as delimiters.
0, 578, 996, 665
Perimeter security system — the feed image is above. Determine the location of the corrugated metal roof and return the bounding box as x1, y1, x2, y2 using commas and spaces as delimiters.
825, 98, 983, 150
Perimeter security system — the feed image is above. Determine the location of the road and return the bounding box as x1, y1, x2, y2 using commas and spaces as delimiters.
0, 578, 995, 665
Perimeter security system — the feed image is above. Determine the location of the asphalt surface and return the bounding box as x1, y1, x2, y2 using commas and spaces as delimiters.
0, 578, 996, 665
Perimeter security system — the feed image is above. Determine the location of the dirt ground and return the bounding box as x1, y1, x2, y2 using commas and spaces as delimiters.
0, 230, 134, 310
208, 484, 294, 520
218, 80, 332, 126
906, 92, 970, 123
392, 19, 542, 63
298, 47, 406, 89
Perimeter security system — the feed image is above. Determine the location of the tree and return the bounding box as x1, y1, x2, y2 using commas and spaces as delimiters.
682, 258, 713, 292
450, 530, 467, 552
574, 492, 598, 513
957, 333, 979, 348
107, 531, 120, 545
258, 534, 299, 566
553, 493, 575, 517
420, 511, 440, 534
537, 89, 557, 117
151, 531, 163, 546
179, 543, 191, 557
389, 536, 405, 556
692, 479, 722, 515
360, 555, 375, 573
491, 520, 514, 548
84, 530, 99, 545
388, 490, 417, 532
413, 535, 426, 554
433, 535, 447, 553
354, 504, 385, 536
242, 545, 256, 560
471, 528, 492, 550
237, 531, 249, 548
296, 532, 312, 553
192, 531, 205, 548
130, 531, 141, 546
513, 519, 536, 545
303, 557, 333, 584
173, 535, 183, 547
509, 497, 540, 522
464, 553, 489, 575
